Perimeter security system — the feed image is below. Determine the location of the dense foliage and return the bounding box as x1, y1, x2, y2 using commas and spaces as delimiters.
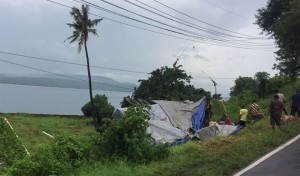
230, 71, 291, 100
256, 0, 300, 78
81, 94, 114, 124
133, 66, 211, 101
95, 106, 169, 163
0, 118, 26, 172
9, 135, 86, 176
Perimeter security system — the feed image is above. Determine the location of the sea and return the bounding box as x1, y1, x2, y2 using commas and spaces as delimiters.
0, 84, 132, 115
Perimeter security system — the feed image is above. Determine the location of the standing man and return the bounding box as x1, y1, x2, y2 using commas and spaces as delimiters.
275, 89, 288, 115
290, 88, 300, 118
275, 89, 285, 104
239, 105, 248, 127
204, 99, 213, 127
269, 94, 287, 131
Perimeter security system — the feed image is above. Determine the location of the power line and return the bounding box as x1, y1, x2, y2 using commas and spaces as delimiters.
124, 0, 262, 40
152, 0, 265, 39
0, 50, 238, 80
47, 0, 274, 50
0, 50, 149, 74
0, 58, 135, 91
81, 0, 273, 49
200, 0, 252, 21
86, 0, 270, 46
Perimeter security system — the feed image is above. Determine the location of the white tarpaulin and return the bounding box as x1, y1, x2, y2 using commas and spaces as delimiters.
112, 104, 187, 144
152, 99, 203, 132
195, 125, 239, 140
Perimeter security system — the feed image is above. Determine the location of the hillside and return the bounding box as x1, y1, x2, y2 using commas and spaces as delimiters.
0, 74, 135, 92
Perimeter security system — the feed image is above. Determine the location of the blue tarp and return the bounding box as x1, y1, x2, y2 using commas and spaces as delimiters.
192, 97, 206, 130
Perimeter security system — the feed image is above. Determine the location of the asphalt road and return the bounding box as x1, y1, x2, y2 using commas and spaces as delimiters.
234, 134, 300, 176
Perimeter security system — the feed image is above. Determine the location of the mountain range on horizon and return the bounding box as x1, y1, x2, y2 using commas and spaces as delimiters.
0, 73, 136, 92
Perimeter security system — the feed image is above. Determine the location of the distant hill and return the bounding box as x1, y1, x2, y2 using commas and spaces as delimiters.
0, 74, 135, 92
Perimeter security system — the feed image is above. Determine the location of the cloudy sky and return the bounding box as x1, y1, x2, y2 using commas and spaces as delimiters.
0, 0, 277, 98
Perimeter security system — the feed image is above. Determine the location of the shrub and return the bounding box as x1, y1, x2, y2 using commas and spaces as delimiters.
81, 94, 115, 121
0, 118, 26, 168
9, 135, 85, 176
95, 106, 169, 163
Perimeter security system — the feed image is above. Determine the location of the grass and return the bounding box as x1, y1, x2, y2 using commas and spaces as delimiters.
0, 118, 26, 174
76, 117, 300, 176
2, 113, 97, 154
1, 112, 300, 175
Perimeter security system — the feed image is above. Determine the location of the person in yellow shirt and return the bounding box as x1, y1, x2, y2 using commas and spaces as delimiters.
239, 105, 248, 127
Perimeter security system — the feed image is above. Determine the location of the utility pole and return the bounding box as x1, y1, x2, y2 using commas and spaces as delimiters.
211, 79, 217, 97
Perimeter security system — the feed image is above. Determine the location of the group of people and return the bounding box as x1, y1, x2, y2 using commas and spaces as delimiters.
202, 87, 300, 130
238, 88, 300, 131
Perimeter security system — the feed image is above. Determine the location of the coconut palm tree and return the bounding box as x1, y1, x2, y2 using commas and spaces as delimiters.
66, 4, 102, 130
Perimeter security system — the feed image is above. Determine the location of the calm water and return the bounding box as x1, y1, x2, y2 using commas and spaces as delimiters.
0, 84, 131, 115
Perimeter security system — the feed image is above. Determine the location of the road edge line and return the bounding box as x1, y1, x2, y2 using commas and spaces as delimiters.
233, 133, 300, 176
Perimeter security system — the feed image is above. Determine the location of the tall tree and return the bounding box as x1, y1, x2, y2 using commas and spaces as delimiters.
256, 0, 300, 78
66, 5, 102, 130
230, 76, 257, 96
254, 72, 270, 97
133, 66, 211, 101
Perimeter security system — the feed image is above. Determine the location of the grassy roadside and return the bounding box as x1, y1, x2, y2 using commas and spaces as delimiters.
77, 117, 300, 176
2, 112, 300, 175
2, 114, 96, 154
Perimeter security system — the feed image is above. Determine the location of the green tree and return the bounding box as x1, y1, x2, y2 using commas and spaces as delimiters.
133, 66, 210, 101
230, 76, 257, 96
256, 0, 300, 78
268, 75, 290, 93
254, 72, 270, 97
81, 94, 114, 122
66, 5, 102, 130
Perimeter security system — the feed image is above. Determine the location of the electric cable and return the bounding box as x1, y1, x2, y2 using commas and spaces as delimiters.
47, 0, 274, 50
152, 0, 266, 39
0, 58, 135, 91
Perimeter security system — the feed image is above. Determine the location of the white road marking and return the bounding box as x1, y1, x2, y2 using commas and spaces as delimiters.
233, 134, 300, 176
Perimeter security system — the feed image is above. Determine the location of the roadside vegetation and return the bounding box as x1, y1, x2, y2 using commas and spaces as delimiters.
1, 78, 300, 175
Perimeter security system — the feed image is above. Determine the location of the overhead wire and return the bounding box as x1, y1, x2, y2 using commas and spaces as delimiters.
0, 50, 237, 80
47, 0, 274, 50
200, 0, 252, 21
43, 0, 270, 85
126, 0, 268, 42
85, 0, 272, 47
152, 0, 266, 39
0, 58, 135, 91
0, 50, 148, 74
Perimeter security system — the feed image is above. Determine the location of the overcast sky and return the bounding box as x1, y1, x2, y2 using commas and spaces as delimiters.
0, 0, 277, 98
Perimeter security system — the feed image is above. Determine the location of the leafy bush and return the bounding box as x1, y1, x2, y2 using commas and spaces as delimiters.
9, 135, 85, 176
95, 106, 169, 163
81, 94, 115, 120
0, 118, 26, 169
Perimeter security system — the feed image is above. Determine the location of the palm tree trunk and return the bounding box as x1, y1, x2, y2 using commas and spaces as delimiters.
84, 41, 97, 130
